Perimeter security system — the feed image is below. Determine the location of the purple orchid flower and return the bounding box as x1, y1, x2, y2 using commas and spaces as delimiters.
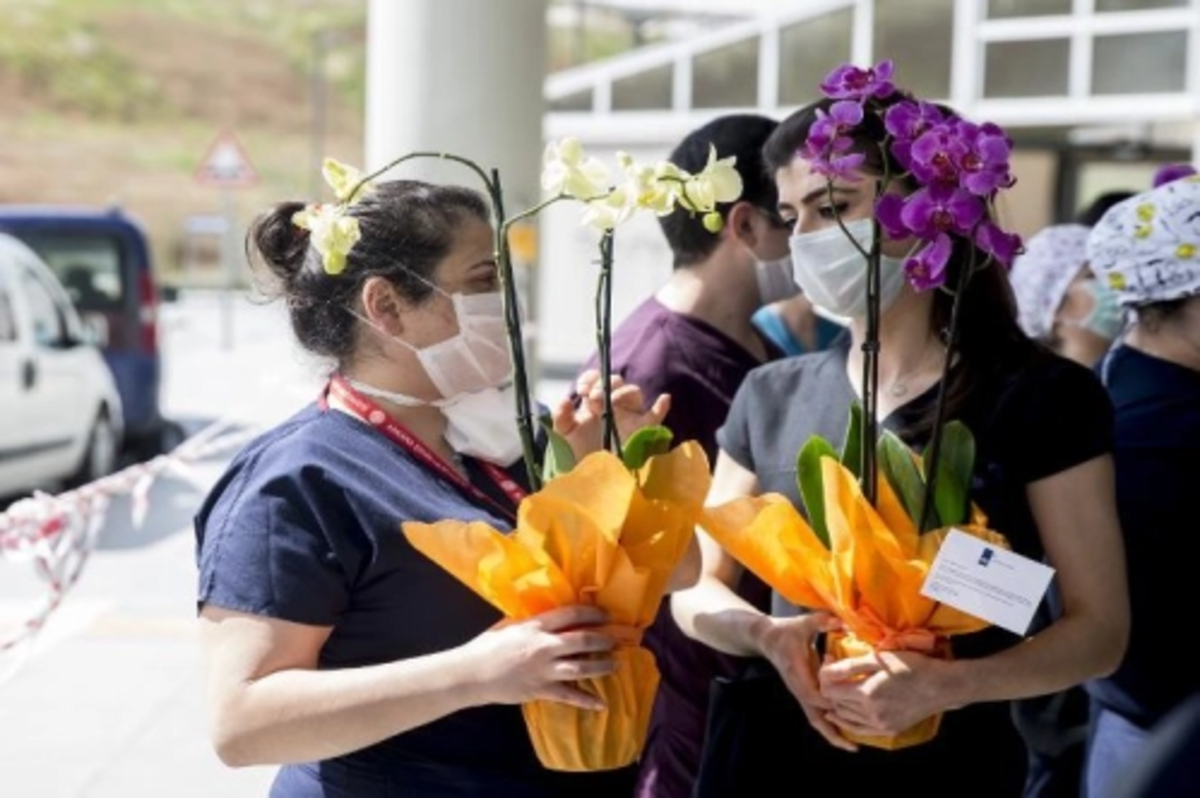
908, 123, 970, 187
955, 122, 1016, 196
885, 100, 948, 169
819, 60, 896, 102
905, 233, 954, 291
899, 185, 984, 239
875, 193, 910, 240
811, 151, 866, 180
903, 188, 975, 237
800, 100, 866, 180
802, 100, 864, 153
974, 220, 1023, 268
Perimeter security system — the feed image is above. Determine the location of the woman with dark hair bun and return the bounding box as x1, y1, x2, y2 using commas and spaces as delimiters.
672, 83, 1129, 796
195, 175, 679, 796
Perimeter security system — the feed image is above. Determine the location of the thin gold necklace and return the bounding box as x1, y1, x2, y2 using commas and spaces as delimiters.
885, 343, 947, 398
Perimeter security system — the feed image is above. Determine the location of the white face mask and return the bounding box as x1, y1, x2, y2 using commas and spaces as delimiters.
349, 283, 521, 464
347, 378, 524, 466
756, 254, 801, 305
392, 289, 513, 398
789, 217, 907, 320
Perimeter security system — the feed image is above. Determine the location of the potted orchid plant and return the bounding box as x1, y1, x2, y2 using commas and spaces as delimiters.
698, 60, 1025, 750
295, 140, 743, 772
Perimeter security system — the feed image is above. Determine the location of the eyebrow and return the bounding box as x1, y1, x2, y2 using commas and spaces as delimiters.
779, 185, 860, 213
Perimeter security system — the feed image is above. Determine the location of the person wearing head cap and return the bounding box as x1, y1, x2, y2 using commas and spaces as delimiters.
1151, 162, 1197, 189
1010, 224, 1125, 367
1082, 175, 1200, 797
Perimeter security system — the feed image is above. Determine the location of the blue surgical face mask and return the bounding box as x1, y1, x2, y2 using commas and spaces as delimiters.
1061, 279, 1125, 341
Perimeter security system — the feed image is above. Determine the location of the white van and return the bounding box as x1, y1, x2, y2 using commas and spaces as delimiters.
0, 233, 123, 499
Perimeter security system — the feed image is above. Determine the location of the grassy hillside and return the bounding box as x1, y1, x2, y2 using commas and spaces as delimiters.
0, 0, 367, 287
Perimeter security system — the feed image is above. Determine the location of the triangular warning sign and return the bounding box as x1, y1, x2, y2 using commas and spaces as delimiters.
195, 130, 258, 188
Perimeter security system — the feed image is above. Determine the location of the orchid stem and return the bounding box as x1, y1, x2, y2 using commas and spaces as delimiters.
827, 183, 872, 262
918, 248, 978, 532
595, 231, 622, 457
490, 168, 543, 491
861, 192, 882, 505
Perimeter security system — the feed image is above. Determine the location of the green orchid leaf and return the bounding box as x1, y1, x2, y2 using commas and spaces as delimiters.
797, 436, 838, 550
622, 425, 674, 471
877, 430, 926, 527
840, 401, 864, 478
538, 415, 577, 481
933, 421, 976, 529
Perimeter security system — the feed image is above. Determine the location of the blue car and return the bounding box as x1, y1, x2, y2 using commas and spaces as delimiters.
0, 205, 177, 458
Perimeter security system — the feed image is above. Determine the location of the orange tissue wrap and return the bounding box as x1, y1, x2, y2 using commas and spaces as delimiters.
698, 456, 1009, 750
402, 441, 710, 771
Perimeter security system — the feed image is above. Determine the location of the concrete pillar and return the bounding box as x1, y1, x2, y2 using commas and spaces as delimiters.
366, 0, 548, 382
366, 0, 547, 201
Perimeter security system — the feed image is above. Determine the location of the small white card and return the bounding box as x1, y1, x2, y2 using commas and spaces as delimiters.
920, 529, 1055, 636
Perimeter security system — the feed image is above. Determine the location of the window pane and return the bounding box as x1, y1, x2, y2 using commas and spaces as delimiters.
1093, 31, 1188, 94
1096, 0, 1188, 10
548, 89, 593, 113
612, 65, 672, 111
17, 233, 124, 310
779, 10, 853, 108
693, 38, 759, 108
987, 0, 1071, 18
984, 39, 1070, 97
20, 270, 62, 347
0, 290, 15, 341
874, 0, 954, 100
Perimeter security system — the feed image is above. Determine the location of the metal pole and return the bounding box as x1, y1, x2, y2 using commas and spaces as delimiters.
310, 30, 327, 198
220, 188, 236, 350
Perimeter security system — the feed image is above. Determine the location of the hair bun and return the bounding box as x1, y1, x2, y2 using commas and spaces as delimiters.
246, 200, 312, 289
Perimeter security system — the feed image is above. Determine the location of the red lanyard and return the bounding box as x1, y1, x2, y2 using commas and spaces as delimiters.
324, 375, 526, 521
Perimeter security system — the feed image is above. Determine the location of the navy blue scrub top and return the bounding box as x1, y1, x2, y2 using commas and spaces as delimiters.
195, 402, 637, 797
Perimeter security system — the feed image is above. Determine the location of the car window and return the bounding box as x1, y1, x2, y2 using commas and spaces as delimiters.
19, 267, 67, 348
0, 288, 15, 342
19, 233, 125, 311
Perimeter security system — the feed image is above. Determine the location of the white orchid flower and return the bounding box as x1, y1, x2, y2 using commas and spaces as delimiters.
292, 203, 361, 275
580, 186, 634, 231
680, 145, 742, 216
617, 152, 677, 216
541, 137, 612, 200
322, 158, 374, 203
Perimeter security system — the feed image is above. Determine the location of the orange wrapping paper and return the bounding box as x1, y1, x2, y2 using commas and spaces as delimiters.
699, 456, 1009, 749
402, 442, 710, 771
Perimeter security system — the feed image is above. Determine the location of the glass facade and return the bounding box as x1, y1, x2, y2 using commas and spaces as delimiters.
984, 39, 1071, 97
987, 0, 1072, 18
548, 88, 592, 112
1093, 31, 1188, 94
873, 0, 954, 100
612, 65, 672, 111
693, 38, 759, 108
779, 9, 853, 107
1096, 0, 1189, 10
547, 1, 1195, 110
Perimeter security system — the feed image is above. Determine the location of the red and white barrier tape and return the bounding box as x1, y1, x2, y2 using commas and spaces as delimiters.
0, 419, 262, 677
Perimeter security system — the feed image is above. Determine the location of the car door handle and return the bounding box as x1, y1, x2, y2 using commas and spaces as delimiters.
21, 358, 36, 391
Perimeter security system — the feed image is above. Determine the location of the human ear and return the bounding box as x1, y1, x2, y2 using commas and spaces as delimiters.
359, 276, 405, 335
726, 201, 760, 249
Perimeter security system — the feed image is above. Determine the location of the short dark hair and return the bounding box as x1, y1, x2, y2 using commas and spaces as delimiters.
1138, 297, 1190, 331
246, 180, 490, 365
658, 114, 780, 269
1075, 191, 1136, 227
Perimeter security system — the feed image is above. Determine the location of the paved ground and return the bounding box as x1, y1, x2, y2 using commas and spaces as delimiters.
0, 292, 314, 797
0, 290, 577, 797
